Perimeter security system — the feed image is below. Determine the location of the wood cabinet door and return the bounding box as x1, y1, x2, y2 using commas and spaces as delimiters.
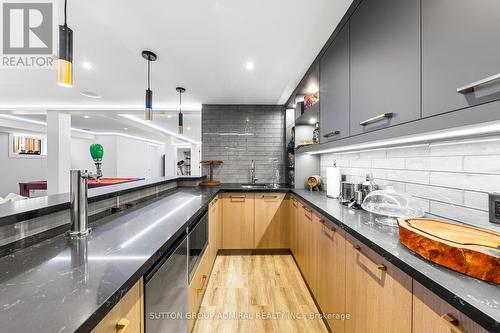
289, 196, 299, 257
208, 196, 219, 266
413, 281, 487, 333
422, 0, 500, 117
320, 23, 350, 143
92, 278, 144, 333
254, 192, 287, 248
221, 192, 255, 249
345, 234, 412, 333
317, 219, 346, 333
350, 0, 420, 136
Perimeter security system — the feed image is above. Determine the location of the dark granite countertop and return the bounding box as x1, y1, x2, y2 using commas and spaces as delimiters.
0, 185, 498, 332
291, 189, 500, 332
0, 176, 205, 226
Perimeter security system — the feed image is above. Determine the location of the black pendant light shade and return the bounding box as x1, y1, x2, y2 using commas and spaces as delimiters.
176, 87, 186, 134
57, 0, 73, 87
142, 50, 157, 121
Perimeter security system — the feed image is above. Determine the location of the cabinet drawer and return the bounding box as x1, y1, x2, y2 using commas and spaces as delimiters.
92, 278, 144, 333
188, 250, 212, 332
413, 281, 487, 333
345, 234, 412, 333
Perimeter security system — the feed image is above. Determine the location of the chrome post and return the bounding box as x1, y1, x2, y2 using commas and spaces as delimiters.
69, 169, 91, 237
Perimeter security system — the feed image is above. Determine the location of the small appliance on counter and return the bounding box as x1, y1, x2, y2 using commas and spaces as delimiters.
362, 188, 424, 226
326, 164, 341, 198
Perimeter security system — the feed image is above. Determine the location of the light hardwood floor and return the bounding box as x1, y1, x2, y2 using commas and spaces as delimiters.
193, 254, 328, 333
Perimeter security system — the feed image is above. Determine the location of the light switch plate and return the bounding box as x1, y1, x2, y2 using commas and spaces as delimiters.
488, 193, 500, 225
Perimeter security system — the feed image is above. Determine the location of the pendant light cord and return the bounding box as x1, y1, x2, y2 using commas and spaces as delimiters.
179, 90, 182, 113
64, 0, 67, 26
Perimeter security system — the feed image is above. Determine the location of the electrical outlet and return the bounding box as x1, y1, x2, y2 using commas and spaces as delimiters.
488, 193, 500, 225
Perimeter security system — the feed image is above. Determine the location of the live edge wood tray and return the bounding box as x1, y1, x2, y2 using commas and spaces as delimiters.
397, 217, 500, 284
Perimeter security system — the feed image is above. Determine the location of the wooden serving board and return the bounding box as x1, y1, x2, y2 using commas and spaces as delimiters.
397, 217, 500, 284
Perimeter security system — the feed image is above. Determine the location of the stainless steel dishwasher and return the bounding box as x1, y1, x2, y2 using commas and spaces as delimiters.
145, 232, 188, 333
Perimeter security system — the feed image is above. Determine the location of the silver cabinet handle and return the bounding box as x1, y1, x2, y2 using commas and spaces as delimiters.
359, 113, 393, 126
457, 73, 500, 94
323, 131, 340, 138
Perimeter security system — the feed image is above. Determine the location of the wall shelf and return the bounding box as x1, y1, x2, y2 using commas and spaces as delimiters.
295, 103, 319, 126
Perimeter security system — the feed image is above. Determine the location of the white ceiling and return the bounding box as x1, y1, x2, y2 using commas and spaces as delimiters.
0, 0, 353, 109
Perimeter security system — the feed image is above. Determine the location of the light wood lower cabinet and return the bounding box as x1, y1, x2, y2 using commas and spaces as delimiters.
221, 192, 255, 249
289, 196, 299, 256
345, 234, 412, 333
413, 281, 487, 333
317, 218, 346, 333
188, 249, 212, 332
92, 278, 144, 333
254, 192, 287, 248
208, 196, 221, 266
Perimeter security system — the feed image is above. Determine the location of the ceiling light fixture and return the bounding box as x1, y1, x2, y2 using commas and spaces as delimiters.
81, 61, 93, 70
176, 87, 186, 134
308, 84, 318, 94
245, 61, 255, 71
124, 127, 128, 130
142, 50, 157, 121
57, 0, 73, 88
80, 91, 101, 99
83, 115, 90, 119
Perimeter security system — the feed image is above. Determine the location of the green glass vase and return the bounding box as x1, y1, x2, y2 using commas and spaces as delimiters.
89, 143, 104, 161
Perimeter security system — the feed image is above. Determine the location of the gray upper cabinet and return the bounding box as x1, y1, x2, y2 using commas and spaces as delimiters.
320, 24, 350, 143
350, 0, 420, 136
422, 0, 500, 118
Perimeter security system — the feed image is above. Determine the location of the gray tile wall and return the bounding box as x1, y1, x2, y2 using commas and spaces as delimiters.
202, 105, 285, 184
320, 135, 500, 231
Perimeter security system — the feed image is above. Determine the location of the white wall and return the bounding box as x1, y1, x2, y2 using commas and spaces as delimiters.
0, 132, 47, 197
71, 137, 96, 172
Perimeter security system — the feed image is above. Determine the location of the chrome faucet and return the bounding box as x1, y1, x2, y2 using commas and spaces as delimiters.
250, 160, 258, 184
69, 169, 100, 237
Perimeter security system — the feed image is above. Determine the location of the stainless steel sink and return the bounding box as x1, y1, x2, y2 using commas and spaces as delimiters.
239, 183, 269, 189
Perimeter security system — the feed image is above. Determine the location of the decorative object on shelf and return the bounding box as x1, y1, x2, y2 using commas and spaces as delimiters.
326, 164, 340, 199
142, 50, 157, 121
304, 92, 319, 111
312, 122, 320, 144
200, 160, 223, 186
362, 188, 424, 226
57, 0, 73, 87
296, 140, 315, 149
176, 87, 186, 134
307, 175, 322, 191
398, 217, 500, 284
89, 144, 104, 181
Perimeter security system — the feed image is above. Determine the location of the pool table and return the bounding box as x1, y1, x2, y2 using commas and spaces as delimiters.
19, 178, 144, 198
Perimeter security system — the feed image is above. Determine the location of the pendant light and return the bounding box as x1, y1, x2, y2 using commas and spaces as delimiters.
176, 87, 186, 134
142, 50, 157, 121
57, 0, 73, 87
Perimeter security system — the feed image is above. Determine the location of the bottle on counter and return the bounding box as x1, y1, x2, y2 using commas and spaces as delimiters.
312, 122, 320, 144
362, 173, 378, 194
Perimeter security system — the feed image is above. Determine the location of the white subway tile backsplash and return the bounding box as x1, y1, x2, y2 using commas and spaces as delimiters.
405, 156, 463, 172
464, 191, 489, 211
406, 183, 463, 205
372, 158, 405, 169
430, 201, 491, 230
464, 155, 500, 174
320, 136, 500, 229
430, 172, 500, 193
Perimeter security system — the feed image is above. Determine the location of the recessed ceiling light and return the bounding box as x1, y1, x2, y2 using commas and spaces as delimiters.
81, 61, 93, 70
80, 91, 102, 99
245, 61, 255, 71
124, 127, 128, 130
167, 115, 172, 119
309, 118, 317, 124
308, 84, 318, 94
84, 115, 90, 119
292, 103, 296, 108
187, 127, 191, 131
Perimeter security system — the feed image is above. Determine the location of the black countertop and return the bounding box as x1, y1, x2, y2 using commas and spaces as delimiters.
0, 176, 205, 226
0, 186, 498, 332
